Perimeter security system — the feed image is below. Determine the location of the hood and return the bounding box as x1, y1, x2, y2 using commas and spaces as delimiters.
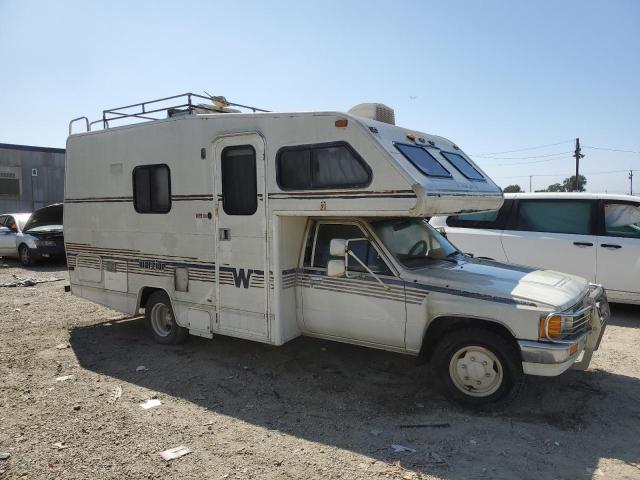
409, 257, 588, 310
23, 204, 63, 232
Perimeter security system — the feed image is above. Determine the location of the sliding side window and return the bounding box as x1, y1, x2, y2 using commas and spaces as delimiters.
133, 164, 171, 213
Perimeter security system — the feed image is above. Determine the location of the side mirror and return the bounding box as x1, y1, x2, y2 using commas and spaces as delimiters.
329, 238, 347, 257
327, 259, 346, 277
436, 227, 447, 238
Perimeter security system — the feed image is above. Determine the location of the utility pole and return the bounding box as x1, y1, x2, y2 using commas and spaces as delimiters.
630, 170, 635, 196
573, 138, 584, 191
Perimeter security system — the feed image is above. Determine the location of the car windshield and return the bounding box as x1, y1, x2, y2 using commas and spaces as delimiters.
371, 218, 460, 268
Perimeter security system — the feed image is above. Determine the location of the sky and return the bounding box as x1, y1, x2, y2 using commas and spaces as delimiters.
1, 0, 638, 193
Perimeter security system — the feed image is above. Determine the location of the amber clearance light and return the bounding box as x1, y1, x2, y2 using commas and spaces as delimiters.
335, 119, 348, 128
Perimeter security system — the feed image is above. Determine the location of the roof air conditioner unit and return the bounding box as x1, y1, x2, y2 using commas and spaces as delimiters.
348, 103, 395, 125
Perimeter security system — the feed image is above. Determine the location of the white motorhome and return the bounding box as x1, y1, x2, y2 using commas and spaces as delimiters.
64, 94, 609, 405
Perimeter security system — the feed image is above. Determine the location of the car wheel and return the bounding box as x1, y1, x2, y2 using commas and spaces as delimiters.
145, 291, 189, 345
19, 245, 35, 267
431, 327, 524, 407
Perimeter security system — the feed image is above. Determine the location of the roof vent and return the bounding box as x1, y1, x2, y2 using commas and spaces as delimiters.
348, 103, 395, 125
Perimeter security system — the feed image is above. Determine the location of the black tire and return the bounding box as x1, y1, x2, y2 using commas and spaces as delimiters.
144, 291, 189, 345
19, 245, 35, 267
431, 327, 524, 408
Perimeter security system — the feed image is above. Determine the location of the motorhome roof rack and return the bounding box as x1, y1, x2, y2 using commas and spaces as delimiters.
69, 93, 270, 134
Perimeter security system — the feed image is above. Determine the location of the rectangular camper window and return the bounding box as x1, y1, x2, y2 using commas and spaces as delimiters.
277, 142, 371, 190
221, 145, 257, 215
133, 164, 171, 213
440, 151, 485, 181
394, 143, 451, 177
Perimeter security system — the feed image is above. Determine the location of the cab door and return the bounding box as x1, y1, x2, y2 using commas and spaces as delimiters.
213, 133, 269, 341
299, 221, 406, 348
500, 199, 597, 281
596, 200, 640, 302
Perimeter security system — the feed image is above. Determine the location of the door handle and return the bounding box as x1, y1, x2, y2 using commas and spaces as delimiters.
573, 242, 593, 247
601, 244, 622, 249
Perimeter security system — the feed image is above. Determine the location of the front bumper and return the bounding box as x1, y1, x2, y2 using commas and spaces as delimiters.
518, 285, 609, 377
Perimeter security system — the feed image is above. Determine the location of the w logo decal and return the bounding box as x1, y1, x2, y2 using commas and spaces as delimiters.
231, 268, 254, 288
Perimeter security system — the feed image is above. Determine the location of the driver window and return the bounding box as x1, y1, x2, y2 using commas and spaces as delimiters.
6, 216, 17, 232
312, 223, 392, 275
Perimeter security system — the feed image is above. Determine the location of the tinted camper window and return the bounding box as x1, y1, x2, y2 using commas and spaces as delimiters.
133, 164, 171, 213
440, 151, 485, 181
394, 143, 451, 177
277, 142, 371, 190
221, 145, 257, 215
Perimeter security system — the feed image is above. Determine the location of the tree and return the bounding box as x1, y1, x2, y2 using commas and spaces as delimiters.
546, 183, 565, 192
503, 184, 522, 193
562, 175, 587, 192
537, 175, 587, 192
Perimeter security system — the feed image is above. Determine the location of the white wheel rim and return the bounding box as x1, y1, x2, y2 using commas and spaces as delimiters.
150, 303, 173, 337
449, 345, 504, 397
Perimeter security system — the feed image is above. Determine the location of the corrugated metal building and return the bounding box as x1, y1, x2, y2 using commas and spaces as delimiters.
0, 143, 65, 213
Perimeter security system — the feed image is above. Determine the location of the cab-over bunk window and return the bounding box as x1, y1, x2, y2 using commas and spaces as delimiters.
440, 151, 485, 181
277, 142, 371, 190
394, 143, 451, 177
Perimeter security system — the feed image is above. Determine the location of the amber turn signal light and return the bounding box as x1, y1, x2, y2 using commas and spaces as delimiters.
335, 119, 348, 128
539, 314, 562, 340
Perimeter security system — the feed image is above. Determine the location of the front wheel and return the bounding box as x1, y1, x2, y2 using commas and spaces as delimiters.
19, 245, 35, 267
145, 291, 189, 345
431, 327, 524, 407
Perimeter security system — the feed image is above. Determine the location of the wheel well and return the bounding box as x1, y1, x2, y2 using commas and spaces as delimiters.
416, 316, 517, 365
137, 287, 166, 313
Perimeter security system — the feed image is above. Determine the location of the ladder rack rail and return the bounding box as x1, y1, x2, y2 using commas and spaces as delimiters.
69, 93, 270, 134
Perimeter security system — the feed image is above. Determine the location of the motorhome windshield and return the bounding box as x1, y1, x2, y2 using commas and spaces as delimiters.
371, 218, 459, 268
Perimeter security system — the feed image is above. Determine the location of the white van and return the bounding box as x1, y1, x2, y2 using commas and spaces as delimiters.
431, 192, 640, 304
64, 94, 609, 406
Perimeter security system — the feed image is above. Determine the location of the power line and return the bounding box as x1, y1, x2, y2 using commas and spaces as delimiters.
479, 156, 574, 167
473, 151, 574, 160
491, 169, 629, 179
472, 140, 572, 156
583, 145, 640, 154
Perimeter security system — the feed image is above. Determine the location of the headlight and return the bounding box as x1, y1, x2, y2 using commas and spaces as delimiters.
539, 305, 592, 342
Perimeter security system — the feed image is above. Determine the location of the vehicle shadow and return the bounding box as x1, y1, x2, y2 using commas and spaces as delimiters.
607, 302, 640, 327
0, 257, 66, 272
69, 317, 640, 479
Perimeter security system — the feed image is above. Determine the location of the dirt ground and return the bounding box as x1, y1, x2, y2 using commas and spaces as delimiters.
0, 261, 639, 480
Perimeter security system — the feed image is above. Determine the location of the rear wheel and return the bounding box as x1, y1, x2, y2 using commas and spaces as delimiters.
19, 245, 35, 267
431, 327, 524, 407
145, 291, 189, 345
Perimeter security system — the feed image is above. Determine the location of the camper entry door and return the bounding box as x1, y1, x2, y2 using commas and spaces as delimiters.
213, 133, 269, 341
